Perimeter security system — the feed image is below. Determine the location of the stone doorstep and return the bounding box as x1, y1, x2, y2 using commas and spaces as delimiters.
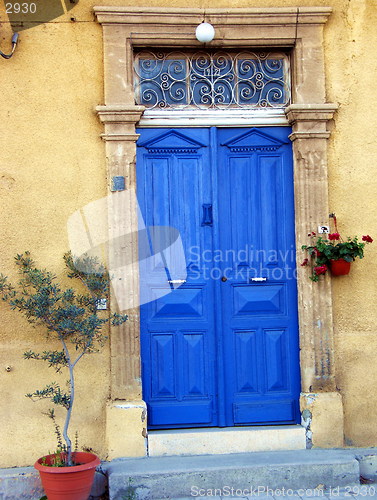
147, 425, 307, 457
104, 449, 365, 500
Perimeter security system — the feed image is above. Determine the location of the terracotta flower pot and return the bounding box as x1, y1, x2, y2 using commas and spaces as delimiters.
34, 451, 100, 500
330, 258, 351, 276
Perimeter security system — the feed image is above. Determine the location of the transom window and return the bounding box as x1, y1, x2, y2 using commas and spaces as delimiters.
134, 50, 291, 110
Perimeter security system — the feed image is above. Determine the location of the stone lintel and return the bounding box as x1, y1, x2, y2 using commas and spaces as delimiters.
94, 7, 332, 27
94, 7, 332, 52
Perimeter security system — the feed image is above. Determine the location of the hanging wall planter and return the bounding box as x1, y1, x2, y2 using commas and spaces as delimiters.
301, 215, 373, 281
329, 258, 352, 276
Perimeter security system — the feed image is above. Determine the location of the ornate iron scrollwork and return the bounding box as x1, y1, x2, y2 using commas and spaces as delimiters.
134, 50, 290, 109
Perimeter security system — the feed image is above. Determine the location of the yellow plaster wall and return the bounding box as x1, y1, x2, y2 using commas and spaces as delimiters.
325, 0, 377, 447
0, 5, 109, 467
1, 0, 377, 466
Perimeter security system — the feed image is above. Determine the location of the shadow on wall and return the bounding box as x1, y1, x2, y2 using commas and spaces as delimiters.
5, 0, 79, 32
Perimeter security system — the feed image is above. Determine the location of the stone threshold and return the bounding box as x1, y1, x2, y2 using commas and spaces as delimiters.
147, 424, 307, 457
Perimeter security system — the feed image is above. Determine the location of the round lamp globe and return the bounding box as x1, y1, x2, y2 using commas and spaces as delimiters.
195, 22, 215, 43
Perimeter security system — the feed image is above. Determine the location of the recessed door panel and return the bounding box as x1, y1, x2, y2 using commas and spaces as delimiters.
233, 284, 286, 316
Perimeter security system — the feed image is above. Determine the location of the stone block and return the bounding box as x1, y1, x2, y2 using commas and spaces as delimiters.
106, 401, 147, 460
148, 425, 306, 456
300, 392, 344, 448
107, 449, 360, 500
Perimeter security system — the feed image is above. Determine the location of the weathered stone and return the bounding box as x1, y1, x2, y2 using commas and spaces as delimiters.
106, 450, 360, 500
300, 392, 344, 448
147, 425, 306, 456
106, 401, 147, 460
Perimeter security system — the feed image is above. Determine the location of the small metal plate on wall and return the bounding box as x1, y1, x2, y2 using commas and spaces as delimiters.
111, 176, 125, 191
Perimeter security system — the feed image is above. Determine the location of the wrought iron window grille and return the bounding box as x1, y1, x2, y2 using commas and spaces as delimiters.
134, 50, 291, 110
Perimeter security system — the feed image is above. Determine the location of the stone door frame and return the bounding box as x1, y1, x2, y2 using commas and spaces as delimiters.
95, 6, 342, 456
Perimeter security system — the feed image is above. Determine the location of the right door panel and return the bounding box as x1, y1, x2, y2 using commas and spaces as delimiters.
217, 127, 300, 426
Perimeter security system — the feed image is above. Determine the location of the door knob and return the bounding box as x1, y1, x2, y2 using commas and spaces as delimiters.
221, 276, 228, 282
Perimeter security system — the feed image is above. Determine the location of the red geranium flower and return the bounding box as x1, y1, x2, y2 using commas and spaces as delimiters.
301, 258, 309, 267
314, 264, 327, 276
328, 232, 340, 241
362, 235, 373, 243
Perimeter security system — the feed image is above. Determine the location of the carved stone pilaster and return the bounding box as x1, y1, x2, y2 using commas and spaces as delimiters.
286, 104, 338, 392
97, 105, 145, 400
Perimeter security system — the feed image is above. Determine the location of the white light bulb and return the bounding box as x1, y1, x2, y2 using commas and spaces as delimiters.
195, 22, 215, 43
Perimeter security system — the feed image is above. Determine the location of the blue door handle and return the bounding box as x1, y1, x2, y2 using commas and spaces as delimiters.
201, 204, 213, 226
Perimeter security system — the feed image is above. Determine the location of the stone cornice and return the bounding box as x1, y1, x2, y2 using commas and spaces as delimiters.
96, 105, 146, 125
285, 104, 338, 122
96, 106, 145, 142
285, 104, 338, 141
94, 7, 332, 27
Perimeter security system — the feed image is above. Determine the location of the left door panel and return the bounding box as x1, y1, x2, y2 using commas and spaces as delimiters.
136, 128, 218, 428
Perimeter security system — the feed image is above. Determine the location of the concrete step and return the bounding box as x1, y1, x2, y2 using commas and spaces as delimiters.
105, 449, 361, 500
148, 425, 306, 457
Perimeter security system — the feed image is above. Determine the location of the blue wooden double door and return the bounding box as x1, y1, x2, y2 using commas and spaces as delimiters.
136, 126, 300, 429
